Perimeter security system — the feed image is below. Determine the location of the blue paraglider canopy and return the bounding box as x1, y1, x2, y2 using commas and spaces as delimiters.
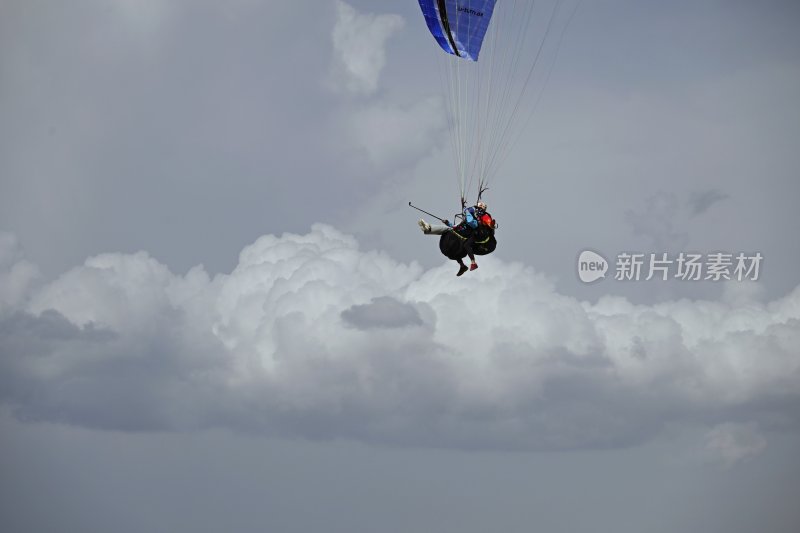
417, 0, 497, 61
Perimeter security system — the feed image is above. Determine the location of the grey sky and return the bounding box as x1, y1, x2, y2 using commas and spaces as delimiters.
2, 1, 800, 532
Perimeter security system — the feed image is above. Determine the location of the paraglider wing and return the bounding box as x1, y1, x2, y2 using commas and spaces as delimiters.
416, 0, 577, 206
417, 0, 497, 61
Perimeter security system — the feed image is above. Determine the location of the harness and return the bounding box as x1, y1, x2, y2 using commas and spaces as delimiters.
452, 228, 492, 244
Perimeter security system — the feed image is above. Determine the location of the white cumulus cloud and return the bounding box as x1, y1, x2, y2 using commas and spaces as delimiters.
0, 232, 39, 316
329, 1, 405, 96
1, 225, 799, 451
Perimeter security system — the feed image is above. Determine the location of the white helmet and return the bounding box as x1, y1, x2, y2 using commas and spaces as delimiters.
477, 201, 487, 210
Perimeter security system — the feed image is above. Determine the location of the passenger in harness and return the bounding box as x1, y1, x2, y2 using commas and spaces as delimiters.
418, 201, 496, 276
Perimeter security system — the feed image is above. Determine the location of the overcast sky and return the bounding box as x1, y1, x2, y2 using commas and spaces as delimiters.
2, 1, 800, 532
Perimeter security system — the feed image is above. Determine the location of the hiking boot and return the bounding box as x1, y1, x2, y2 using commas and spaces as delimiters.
470, 263, 478, 271
418, 219, 431, 234
457, 264, 468, 276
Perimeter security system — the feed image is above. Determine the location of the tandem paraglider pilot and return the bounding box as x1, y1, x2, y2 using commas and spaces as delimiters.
417, 201, 497, 277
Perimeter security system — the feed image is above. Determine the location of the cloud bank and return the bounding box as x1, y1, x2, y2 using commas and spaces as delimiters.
1, 224, 798, 451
